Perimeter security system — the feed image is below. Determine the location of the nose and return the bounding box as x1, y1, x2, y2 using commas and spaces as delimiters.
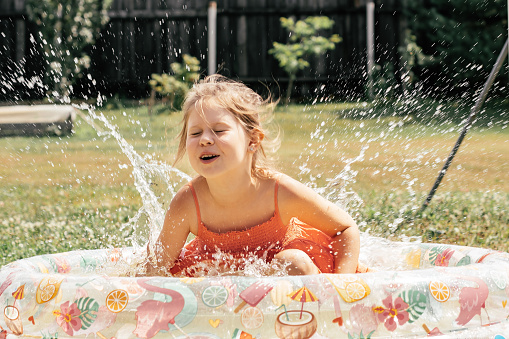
199, 130, 214, 146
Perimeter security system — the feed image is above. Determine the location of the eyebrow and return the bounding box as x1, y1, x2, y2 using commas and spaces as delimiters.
188, 121, 230, 130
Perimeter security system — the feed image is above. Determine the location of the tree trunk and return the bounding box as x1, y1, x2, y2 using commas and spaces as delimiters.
285, 74, 295, 104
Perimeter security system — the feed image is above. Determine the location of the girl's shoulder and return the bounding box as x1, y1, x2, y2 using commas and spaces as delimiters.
276, 173, 332, 213
167, 180, 200, 233
173, 181, 195, 201
175, 176, 211, 206
186, 175, 208, 195
277, 173, 316, 198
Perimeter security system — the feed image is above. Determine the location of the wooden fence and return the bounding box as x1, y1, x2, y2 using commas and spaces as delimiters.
0, 0, 406, 100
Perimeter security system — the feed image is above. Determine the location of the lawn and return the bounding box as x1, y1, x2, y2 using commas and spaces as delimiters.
0, 98, 508, 266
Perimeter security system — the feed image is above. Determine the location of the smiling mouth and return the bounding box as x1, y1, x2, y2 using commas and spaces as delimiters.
200, 154, 219, 161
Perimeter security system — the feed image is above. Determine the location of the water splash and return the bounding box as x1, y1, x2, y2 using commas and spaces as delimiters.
72, 103, 297, 277
73, 103, 191, 252
174, 249, 291, 278
321, 145, 367, 212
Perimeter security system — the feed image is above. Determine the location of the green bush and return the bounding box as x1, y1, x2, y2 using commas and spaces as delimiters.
26, 0, 112, 99
148, 54, 200, 112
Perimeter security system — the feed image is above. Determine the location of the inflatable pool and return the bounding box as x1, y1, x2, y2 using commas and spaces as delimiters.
1, 236, 508, 338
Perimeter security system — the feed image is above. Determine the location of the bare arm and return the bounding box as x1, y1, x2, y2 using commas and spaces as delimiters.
143, 185, 195, 276
277, 174, 360, 273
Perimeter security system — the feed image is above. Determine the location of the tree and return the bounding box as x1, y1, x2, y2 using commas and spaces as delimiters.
405, 0, 507, 96
26, 0, 112, 100
269, 16, 342, 102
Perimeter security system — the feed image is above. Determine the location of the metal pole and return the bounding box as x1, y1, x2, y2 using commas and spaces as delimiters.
366, 1, 375, 99
207, 1, 217, 75
419, 39, 509, 213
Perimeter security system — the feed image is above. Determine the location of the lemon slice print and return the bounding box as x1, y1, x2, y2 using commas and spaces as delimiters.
201, 285, 228, 308
328, 276, 371, 303
36, 277, 63, 304
106, 289, 129, 313
40, 285, 56, 302
345, 282, 367, 301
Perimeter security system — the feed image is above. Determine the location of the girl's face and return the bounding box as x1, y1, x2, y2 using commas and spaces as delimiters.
186, 104, 253, 179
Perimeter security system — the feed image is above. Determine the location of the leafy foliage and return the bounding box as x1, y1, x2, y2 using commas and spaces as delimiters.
426, 246, 444, 265
405, 0, 508, 96
369, 30, 433, 102
76, 297, 99, 329
269, 16, 341, 102
398, 289, 427, 323
398, 30, 435, 95
148, 54, 201, 112
370, 63, 397, 102
25, 0, 112, 98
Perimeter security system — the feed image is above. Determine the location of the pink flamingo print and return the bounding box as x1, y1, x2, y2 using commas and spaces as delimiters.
0, 272, 15, 296
455, 276, 490, 326
134, 278, 188, 338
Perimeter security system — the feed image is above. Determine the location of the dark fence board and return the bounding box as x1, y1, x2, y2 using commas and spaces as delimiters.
0, 0, 405, 100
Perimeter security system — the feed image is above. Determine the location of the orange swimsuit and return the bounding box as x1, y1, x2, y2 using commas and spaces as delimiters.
170, 179, 337, 277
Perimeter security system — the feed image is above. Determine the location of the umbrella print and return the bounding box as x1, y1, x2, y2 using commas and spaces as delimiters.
11, 285, 25, 307
287, 286, 319, 319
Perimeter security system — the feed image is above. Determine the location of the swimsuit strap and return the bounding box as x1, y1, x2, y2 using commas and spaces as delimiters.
188, 182, 202, 223
274, 175, 281, 217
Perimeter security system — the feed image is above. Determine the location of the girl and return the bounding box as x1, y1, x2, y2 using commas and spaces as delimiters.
144, 75, 360, 277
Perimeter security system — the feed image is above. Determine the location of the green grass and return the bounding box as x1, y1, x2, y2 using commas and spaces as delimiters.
0, 98, 508, 267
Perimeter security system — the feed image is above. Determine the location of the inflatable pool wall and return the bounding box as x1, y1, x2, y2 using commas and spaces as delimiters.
0, 237, 508, 338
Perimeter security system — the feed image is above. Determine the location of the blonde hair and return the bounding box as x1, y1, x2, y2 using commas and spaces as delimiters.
174, 75, 279, 178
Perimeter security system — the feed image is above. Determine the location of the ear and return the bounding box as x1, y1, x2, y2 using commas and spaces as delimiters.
249, 129, 265, 147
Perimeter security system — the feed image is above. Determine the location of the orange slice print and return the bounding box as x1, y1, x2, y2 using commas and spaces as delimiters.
429, 281, 450, 302
241, 306, 264, 329
106, 289, 129, 313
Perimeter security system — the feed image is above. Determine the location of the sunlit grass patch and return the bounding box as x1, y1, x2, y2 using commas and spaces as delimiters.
0, 184, 137, 266
357, 190, 509, 253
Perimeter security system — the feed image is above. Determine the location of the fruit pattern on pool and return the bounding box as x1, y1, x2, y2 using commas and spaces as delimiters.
0, 242, 508, 338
